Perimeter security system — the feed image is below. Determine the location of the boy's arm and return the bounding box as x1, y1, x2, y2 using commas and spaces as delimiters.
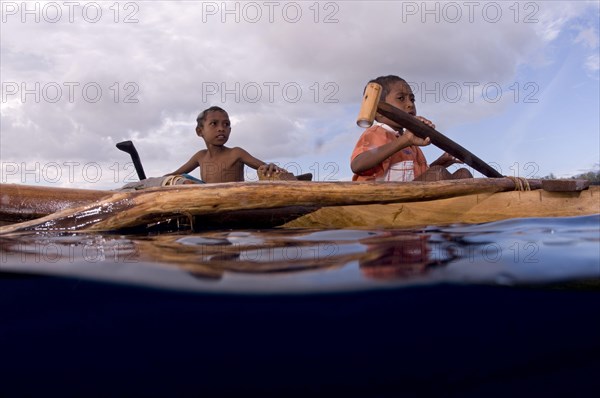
351, 132, 430, 174
236, 148, 286, 177
165, 153, 200, 176
430, 152, 462, 168
237, 148, 266, 170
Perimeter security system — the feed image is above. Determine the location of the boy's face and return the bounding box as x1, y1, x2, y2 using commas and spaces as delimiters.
378, 81, 416, 130
197, 110, 231, 146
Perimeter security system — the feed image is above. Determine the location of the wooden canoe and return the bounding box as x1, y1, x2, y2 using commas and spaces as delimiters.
1, 179, 598, 233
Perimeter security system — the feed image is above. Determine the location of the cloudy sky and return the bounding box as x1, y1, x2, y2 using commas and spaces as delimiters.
1, 0, 599, 189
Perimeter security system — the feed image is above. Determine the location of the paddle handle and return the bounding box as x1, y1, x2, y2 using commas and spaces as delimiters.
376, 102, 503, 178
356, 83, 382, 128
129, 149, 147, 180
116, 140, 147, 180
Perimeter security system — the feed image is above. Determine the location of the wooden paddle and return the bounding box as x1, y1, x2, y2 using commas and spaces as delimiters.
357, 83, 503, 178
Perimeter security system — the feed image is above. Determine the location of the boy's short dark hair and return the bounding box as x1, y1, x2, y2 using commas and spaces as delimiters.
196, 106, 228, 128
366, 75, 408, 99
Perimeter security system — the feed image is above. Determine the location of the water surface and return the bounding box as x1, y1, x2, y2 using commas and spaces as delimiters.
2, 214, 598, 293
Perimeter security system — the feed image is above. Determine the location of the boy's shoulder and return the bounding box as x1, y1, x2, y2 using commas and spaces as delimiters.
193, 149, 209, 161
228, 146, 251, 155
361, 124, 396, 137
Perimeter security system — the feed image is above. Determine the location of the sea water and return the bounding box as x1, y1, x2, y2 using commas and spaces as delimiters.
1, 214, 598, 293
1, 215, 599, 396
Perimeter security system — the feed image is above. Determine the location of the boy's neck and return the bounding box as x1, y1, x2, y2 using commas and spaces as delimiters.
206, 145, 229, 155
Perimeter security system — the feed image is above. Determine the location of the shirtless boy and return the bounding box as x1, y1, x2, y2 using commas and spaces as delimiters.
169, 106, 285, 183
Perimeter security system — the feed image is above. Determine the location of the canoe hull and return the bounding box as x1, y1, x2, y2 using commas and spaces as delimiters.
1, 181, 598, 231
283, 187, 600, 228
0, 184, 110, 223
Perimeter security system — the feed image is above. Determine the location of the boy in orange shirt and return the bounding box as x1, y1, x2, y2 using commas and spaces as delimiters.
351, 75, 472, 182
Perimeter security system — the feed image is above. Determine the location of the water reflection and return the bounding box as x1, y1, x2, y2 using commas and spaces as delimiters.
1, 215, 598, 292
136, 230, 360, 279
359, 233, 453, 279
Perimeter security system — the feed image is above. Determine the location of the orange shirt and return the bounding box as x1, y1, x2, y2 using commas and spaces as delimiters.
351, 124, 428, 182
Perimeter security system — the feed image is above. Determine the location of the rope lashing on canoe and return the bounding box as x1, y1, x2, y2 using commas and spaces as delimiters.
505, 176, 531, 191
162, 175, 186, 186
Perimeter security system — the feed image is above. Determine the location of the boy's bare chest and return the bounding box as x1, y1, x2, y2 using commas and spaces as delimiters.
200, 151, 241, 168
198, 152, 244, 182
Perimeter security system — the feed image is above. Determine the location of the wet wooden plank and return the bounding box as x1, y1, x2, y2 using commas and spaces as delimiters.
0, 183, 111, 222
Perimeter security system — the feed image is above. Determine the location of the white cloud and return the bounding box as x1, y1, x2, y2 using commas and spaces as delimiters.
574, 26, 600, 75
575, 27, 600, 49
584, 53, 600, 73
1, 1, 598, 186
